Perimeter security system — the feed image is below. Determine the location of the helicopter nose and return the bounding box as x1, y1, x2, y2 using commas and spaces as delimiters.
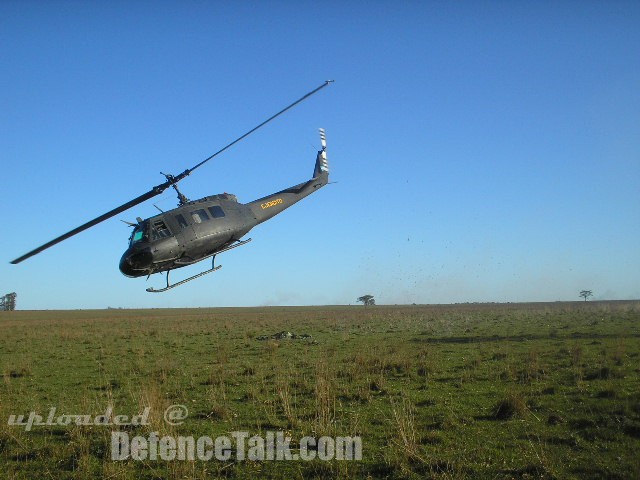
119, 249, 153, 277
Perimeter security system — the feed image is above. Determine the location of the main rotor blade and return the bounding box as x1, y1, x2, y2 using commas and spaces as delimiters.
10, 181, 171, 264
187, 80, 334, 174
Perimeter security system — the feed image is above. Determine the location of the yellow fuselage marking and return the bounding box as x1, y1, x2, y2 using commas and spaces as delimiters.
261, 198, 283, 210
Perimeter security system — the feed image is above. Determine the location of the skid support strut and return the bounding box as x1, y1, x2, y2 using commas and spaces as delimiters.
146, 238, 252, 293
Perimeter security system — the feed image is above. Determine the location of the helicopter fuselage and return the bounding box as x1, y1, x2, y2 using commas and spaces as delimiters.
119, 169, 328, 278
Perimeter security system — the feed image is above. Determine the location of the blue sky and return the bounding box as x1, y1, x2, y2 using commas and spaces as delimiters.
1, 1, 638, 309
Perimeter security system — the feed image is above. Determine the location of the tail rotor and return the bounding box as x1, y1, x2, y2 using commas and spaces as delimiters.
314, 128, 329, 177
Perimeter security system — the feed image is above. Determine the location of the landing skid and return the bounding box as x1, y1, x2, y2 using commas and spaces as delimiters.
146, 238, 252, 293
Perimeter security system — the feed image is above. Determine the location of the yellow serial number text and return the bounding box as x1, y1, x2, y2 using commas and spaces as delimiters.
261, 198, 283, 210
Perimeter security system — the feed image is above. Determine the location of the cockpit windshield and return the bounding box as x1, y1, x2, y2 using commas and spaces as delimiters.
129, 222, 148, 246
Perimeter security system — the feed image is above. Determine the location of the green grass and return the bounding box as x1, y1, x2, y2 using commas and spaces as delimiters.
1, 301, 639, 479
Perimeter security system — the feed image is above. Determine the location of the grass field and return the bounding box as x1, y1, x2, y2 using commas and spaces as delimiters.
1, 301, 639, 479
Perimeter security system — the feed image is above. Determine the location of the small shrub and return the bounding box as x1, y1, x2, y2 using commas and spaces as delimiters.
596, 389, 616, 398
547, 414, 565, 425
492, 392, 527, 420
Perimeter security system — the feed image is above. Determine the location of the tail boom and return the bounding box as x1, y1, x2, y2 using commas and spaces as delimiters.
247, 128, 329, 225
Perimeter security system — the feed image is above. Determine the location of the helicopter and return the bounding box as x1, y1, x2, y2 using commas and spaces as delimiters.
10, 81, 333, 292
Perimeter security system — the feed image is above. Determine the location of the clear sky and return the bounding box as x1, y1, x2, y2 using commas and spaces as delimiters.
1, 1, 639, 309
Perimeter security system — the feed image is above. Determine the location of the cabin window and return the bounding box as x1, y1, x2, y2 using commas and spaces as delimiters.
175, 214, 188, 229
208, 205, 225, 218
191, 209, 209, 224
151, 220, 172, 241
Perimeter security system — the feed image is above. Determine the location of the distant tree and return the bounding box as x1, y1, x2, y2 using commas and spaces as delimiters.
579, 290, 593, 302
0, 292, 16, 311
357, 295, 375, 307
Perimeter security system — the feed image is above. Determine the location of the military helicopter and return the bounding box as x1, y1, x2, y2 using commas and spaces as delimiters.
10, 81, 333, 292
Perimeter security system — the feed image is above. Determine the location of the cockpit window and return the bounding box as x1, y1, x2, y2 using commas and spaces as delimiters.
129, 222, 148, 246
151, 220, 172, 241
